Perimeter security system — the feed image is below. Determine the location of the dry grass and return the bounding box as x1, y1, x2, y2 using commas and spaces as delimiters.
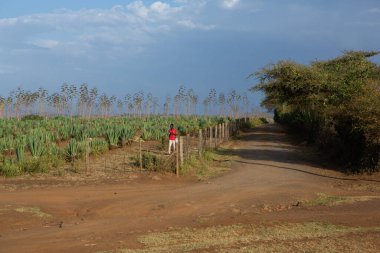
100, 222, 380, 253
15, 206, 52, 218
180, 149, 231, 181
302, 193, 380, 207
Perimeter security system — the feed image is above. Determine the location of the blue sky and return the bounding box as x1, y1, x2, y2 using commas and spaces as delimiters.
0, 0, 379, 108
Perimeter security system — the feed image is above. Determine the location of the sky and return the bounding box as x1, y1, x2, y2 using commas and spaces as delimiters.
0, 0, 379, 109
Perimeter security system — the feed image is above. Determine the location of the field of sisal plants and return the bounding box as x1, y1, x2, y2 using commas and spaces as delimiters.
0, 115, 230, 177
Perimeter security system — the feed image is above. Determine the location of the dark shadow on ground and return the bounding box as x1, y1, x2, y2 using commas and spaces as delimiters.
218, 123, 380, 183
234, 160, 380, 183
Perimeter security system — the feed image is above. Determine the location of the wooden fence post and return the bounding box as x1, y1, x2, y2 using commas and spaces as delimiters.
179, 136, 184, 167
85, 138, 90, 174
218, 124, 222, 145
139, 138, 142, 171
176, 139, 179, 177
214, 125, 218, 148
186, 134, 190, 159
222, 123, 225, 141
226, 122, 229, 140
209, 127, 212, 149
198, 129, 202, 156
124, 154, 127, 171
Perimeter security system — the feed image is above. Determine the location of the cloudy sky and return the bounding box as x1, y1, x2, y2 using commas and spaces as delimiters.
0, 0, 379, 107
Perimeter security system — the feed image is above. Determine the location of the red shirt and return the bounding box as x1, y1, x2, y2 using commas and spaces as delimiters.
169, 128, 177, 140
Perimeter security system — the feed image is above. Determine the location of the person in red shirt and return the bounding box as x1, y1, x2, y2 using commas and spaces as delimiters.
168, 124, 177, 154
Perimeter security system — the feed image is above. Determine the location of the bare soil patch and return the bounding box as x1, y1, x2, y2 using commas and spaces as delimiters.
0, 124, 379, 253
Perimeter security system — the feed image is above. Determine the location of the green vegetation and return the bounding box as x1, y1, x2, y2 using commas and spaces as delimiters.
0, 116, 232, 177
241, 117, 268, 130
100, 222, 380, 253
133, 152, 175, 173
181, 149, 231, 180
251, 51, 380, 172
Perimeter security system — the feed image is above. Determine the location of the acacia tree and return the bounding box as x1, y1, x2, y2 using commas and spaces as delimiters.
251, 50, 380, 171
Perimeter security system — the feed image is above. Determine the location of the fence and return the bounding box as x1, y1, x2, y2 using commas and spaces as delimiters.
173, 118, 247, 176
78, 118, 248, 176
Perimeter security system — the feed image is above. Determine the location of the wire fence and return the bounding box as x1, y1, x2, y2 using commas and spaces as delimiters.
76, 118, 248, 176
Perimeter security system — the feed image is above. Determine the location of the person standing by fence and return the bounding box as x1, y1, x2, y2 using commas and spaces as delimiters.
168, 124, 177, 154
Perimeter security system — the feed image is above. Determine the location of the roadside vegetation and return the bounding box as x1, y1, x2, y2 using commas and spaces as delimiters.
180, 149, 232, 180
100, 222, 380, 253
251, 51, 380, 173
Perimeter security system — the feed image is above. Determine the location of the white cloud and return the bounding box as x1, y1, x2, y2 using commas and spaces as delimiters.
177, 19, 215, 30
0, 1, 213, 57
221, 0, 240, 9
127, 0, 182, 20
31, 39, 60, 49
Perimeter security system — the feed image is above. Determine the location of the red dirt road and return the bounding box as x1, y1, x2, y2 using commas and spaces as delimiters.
0, 124, 379, 253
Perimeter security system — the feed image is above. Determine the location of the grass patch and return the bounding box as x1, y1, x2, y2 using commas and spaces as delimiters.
302, 193, 380, 207
15, 206, 52, 218
180, 149, 231, 180
100, 222, 380, 253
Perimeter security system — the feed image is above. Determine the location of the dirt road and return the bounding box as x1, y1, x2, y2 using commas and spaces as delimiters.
1, 124, 379, 253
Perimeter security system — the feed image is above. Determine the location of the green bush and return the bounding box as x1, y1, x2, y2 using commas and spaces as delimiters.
252, 51, 380, 172
0, 160, 23, 177
89, 138, 109, 155
134, 152, 174, 172
65, 139, 83, 162
241, 117, 267, 129
21, 114, 44, 121
22, 157, 50, 174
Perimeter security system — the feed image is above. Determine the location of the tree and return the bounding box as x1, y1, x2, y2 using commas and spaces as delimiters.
250, 51, 380, 171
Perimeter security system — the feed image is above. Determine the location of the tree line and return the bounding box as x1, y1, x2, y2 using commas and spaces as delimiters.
251, 51, 380, 172
0, 85, 251, 119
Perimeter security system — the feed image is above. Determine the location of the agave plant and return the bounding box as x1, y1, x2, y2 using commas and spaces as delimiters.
27, 130, 46, 158
120, 126, 135, 146
89, 138, 109, 155
65, 139, 82, 162
15, 136, 26, 162
106, 127, 120, 148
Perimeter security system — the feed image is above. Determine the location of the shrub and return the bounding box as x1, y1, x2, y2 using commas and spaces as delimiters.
21, 114, 44, 121
89, 138, 109, 155
65, 139, 83, 162
252, 51, 380, 172
134, 152, 175, 172
0, 159, 23, 177
22, 157, 50, 174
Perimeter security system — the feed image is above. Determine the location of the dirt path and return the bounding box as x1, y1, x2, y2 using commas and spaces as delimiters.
0, 124, 379, 253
